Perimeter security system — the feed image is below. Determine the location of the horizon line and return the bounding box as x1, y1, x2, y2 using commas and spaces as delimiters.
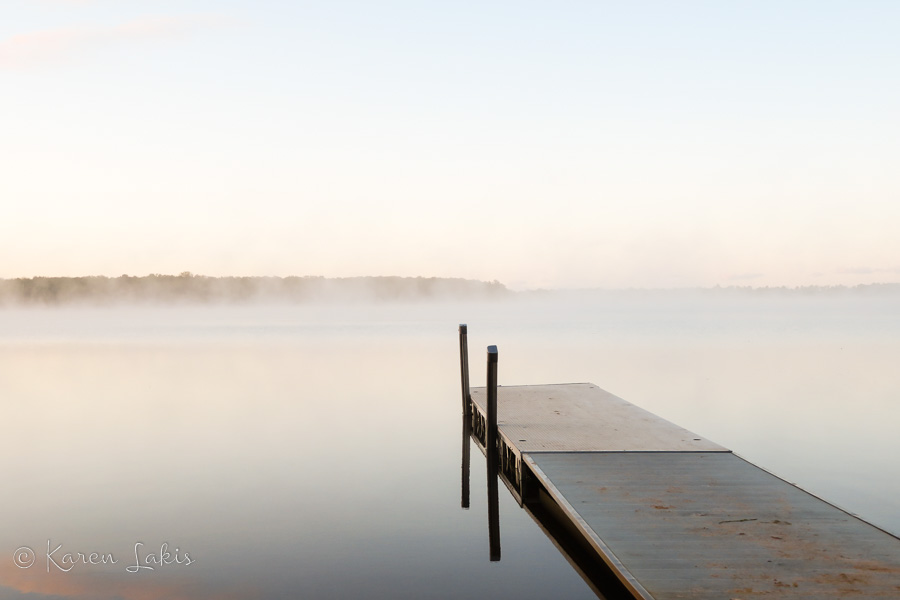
3, 273, 900, 294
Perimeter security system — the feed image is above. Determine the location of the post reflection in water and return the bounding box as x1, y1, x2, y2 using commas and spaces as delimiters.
461, 386, 503, 563
462, 404, 471, 510
486, 441, 502, 562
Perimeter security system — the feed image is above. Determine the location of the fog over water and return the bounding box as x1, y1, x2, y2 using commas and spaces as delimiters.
1, 289, 898, 599
6, 1, 900, 595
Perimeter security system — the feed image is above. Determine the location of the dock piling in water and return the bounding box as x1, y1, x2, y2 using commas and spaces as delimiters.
486, 344, 501, 561
458, 324, 469, 412
486, 345, 498, 458
459, 324, 470, 509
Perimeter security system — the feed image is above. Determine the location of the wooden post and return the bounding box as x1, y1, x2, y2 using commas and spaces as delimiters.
486, 344, 500, 561
486, 345, 498, 454
459, 325, 471, 509
459, 324, 470, 412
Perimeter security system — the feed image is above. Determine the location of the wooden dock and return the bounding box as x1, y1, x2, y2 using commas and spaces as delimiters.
458, 326, 900, 599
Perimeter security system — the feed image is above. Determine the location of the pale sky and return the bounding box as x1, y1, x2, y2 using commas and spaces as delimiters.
2, 1, 898, 289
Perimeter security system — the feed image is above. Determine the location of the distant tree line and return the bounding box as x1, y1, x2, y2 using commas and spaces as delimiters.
2, 275, 898, 306
0, 274, 510, 306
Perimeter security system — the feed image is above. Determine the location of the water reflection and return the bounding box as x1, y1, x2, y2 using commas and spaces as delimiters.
1, 295, 898, 599
461, 403, 471, 511
1, 310, 602, 600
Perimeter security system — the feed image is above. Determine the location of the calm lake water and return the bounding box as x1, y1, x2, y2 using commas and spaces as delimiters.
1, 292, 898, 599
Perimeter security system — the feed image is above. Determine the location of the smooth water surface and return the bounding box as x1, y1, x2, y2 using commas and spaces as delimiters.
1, 293, 898, 598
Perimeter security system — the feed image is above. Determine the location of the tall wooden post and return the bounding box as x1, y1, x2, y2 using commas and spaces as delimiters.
459, 324, 471, 509
486, 345, 498, 455
459, 324, 470, 411
486, 345, 501, 561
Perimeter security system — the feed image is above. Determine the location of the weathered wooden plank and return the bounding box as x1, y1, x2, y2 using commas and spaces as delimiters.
526, 451, 900, 599
469, 383, 725, 453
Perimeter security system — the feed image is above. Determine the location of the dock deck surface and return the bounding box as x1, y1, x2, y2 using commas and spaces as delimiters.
469, 383, 900, 599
